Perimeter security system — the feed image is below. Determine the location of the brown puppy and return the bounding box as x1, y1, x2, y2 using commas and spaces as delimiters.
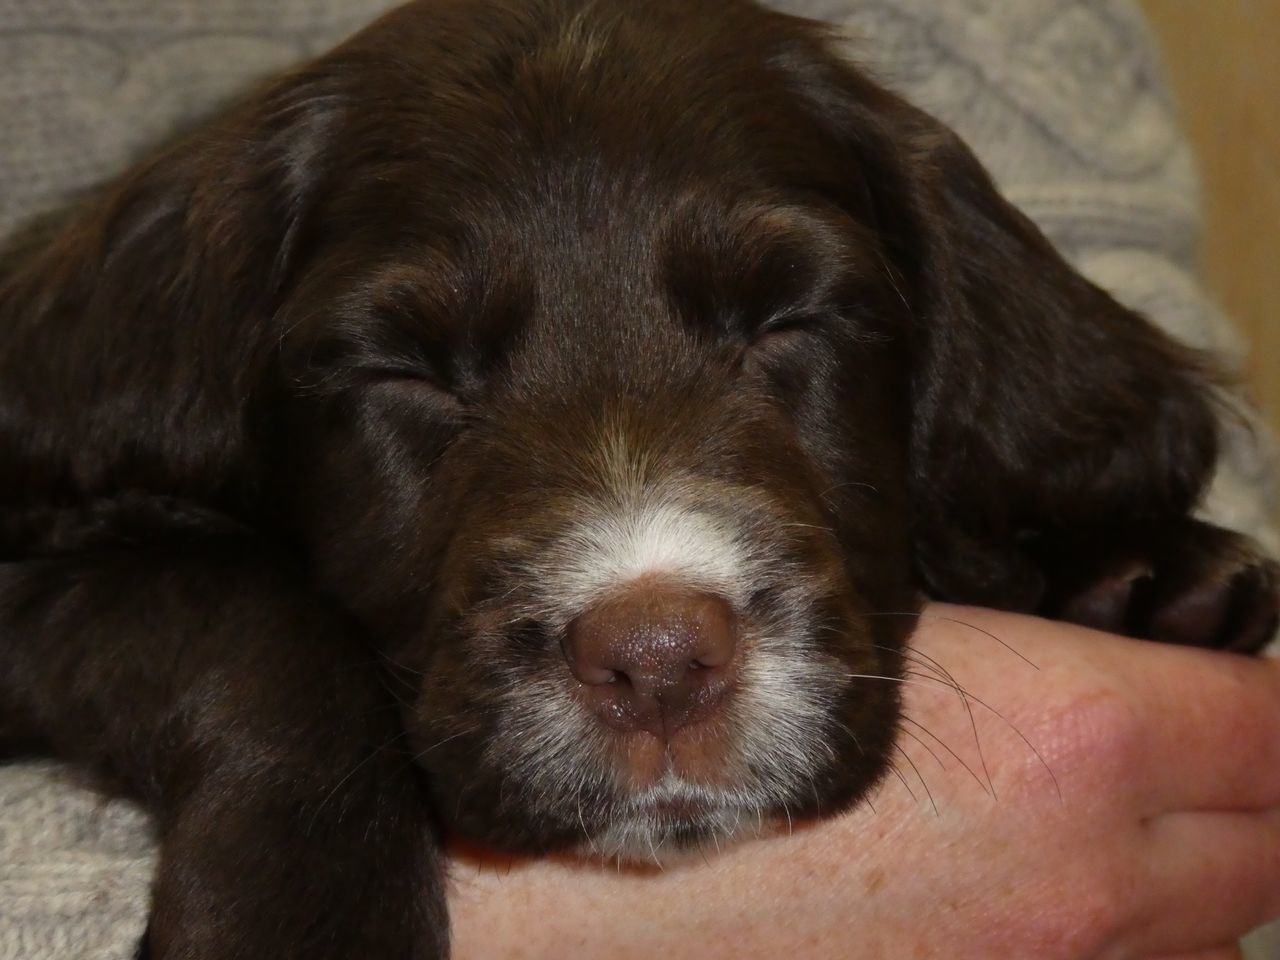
0, 1, 1274, 957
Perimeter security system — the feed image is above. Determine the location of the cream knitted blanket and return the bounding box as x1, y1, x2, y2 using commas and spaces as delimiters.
1, 1, 1275, 956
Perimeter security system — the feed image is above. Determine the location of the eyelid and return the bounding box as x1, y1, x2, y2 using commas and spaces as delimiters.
353, 362, 465, 404
348, 350, 450, 383
752, 310, 822, 340
365, 363, 447, 384
365, 371, 471, 422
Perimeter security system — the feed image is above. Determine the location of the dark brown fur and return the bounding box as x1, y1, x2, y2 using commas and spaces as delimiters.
0, 1, 1274, 957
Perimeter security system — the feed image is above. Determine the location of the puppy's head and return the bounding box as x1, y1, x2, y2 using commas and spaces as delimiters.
263, 0, 926, 858
44, 0, 1218, 858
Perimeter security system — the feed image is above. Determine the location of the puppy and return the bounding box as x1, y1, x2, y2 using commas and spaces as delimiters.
0, 0, 1275, 956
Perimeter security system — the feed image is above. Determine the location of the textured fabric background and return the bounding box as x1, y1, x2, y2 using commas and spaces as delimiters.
1, 1, 1276, 957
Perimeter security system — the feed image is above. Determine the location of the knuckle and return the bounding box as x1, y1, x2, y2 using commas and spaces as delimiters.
1005, 683, 1147, 802
1018, 863, 1134, 959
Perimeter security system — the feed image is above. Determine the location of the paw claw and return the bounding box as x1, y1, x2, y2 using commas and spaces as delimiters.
1057, 564, 1152, 633
1053, 522, 1278, 653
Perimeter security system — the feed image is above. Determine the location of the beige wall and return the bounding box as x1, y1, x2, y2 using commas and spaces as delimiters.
1139, 1, 1280, 436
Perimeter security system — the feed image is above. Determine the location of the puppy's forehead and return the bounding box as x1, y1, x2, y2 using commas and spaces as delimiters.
328, 0, 850, 198
318, 0, 887, 367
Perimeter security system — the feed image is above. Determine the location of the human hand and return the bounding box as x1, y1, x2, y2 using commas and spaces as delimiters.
447, 604, 1280, 959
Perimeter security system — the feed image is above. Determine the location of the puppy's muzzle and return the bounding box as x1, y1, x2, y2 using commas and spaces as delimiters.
563, 580, 738, 741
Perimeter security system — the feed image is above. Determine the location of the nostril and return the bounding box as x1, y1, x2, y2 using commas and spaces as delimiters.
690, 637, 734, 670
566, 655, 619, 687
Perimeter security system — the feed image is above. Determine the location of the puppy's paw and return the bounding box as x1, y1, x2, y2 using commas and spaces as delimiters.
1052, 521, 1279, 653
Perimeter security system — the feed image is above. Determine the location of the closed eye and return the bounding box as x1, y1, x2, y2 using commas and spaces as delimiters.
367, 363, 467, 403
743, 310, 825, 357
735, 311, 825, 379
359, 361, 451, 388
358, 373, 471, 429
752, 310, 822, 342
305, 358, 469, 419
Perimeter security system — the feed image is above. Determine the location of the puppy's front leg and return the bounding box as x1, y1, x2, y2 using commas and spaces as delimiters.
0, 515, 446, 959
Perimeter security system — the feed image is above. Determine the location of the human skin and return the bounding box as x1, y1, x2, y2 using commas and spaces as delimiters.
448, 604, 1280, 960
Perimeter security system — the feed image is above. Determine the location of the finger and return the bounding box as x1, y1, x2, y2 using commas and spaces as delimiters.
1131, 810, 1280, 955
1151, 947, 1243, 960
924, 605, 1280, 812
1126, 646, 1280, 813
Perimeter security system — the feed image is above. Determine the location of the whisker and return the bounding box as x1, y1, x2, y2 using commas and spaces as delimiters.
865, 639, 997, 797
646, 829, 663, 870
697, 837, 713, 868
410, 728, 470, 763
894, 741, 938, 816
901, 660, 997, 798
858, 640, 997, 797
577, 793, 599, 857
378, 651, 427, 678
896, 725, 945, 772
307, 729, 412, 833
845, 672, 1060, 801
862, 610, 1039, 671
884, 758, 917, 803
900, 715, 991, 797
818, 480, 881, 501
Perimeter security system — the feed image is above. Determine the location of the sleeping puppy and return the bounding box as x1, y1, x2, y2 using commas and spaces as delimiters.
0, 0, 1275, 956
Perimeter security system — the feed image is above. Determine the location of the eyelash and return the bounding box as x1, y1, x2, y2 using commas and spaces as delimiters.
746, 311, 823, 351
374, 365, 450, 388
348, 348, 454, 388
756, 312, 813, 337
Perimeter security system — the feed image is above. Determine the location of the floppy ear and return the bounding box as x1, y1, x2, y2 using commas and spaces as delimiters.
0, 67, 345, 512
870, 95, 1222, 611
785, 36, 1276, 647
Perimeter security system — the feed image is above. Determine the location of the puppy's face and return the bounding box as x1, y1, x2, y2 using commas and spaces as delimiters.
414, 196, 915, 857
270, 0, 917, 857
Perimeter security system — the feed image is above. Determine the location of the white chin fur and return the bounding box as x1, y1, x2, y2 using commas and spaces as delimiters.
577, 774, 778, 865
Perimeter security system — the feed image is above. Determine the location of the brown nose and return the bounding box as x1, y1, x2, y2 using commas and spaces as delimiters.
564, 583, 738, 740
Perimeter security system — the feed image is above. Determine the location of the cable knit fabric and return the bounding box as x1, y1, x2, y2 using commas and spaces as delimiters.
0, 2, 1276, 957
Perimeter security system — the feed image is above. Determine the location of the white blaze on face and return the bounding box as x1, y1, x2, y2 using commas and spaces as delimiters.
548, 499, 753, 617
529, 428, 769, 624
